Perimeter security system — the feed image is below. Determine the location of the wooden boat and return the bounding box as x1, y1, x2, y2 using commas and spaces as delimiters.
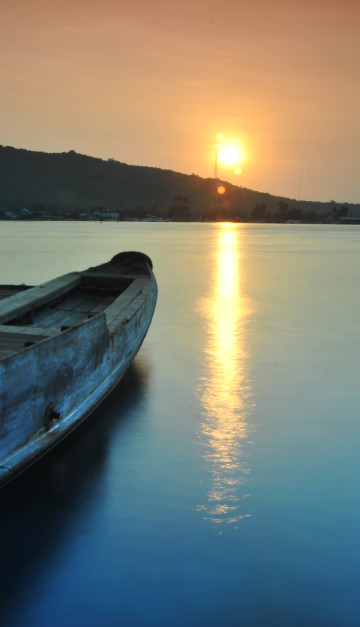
0, 251, 157, 487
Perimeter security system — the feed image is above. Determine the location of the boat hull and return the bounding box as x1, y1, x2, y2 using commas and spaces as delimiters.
0, 253, 157, 487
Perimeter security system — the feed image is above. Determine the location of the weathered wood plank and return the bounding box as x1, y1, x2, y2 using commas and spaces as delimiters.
89, 296, 114, 313
54, 292, 98, 312
0, 274, 80, 324
0, 324, 58, 336
0, 332, 50, 356
32, 309, 86, 329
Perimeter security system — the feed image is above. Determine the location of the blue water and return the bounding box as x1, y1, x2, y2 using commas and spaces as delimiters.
0, 222, 360, 626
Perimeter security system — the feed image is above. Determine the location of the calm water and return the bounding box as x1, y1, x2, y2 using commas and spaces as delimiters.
0, 222, 360, 626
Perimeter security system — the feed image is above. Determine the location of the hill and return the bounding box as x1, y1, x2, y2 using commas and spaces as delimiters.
0, 145, 357, 221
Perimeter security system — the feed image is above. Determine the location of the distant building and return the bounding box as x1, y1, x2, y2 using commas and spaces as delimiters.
340, 212, 360, 224
94, 211, 119, 221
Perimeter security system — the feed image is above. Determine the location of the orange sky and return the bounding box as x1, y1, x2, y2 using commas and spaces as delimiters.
2, 0, 360, 202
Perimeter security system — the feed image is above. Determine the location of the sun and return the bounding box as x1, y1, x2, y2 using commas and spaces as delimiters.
218, 143, 246, 168
213, 134, 247, 178
218, 145, 240, 167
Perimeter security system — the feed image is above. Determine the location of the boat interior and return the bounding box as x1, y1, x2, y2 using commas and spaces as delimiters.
0, 275, 133, 360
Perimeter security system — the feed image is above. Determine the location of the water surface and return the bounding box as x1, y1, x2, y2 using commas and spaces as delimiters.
0, 222, 359, 626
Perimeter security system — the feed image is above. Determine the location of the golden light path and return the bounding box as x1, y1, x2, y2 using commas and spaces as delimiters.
197, 224, 254, 526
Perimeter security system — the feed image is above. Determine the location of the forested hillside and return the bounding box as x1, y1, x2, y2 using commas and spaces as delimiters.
0, 146, 356, 221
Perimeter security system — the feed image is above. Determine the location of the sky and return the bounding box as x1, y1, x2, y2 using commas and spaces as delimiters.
1, 0, 360, 203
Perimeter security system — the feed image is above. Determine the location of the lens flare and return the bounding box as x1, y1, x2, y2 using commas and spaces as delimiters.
217, 185, 226, 195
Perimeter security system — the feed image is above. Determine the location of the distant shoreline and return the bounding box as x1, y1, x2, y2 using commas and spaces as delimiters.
1, 217, 359, 225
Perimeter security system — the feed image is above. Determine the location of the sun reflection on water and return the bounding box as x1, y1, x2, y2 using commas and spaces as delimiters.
197, 224, 254, 526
